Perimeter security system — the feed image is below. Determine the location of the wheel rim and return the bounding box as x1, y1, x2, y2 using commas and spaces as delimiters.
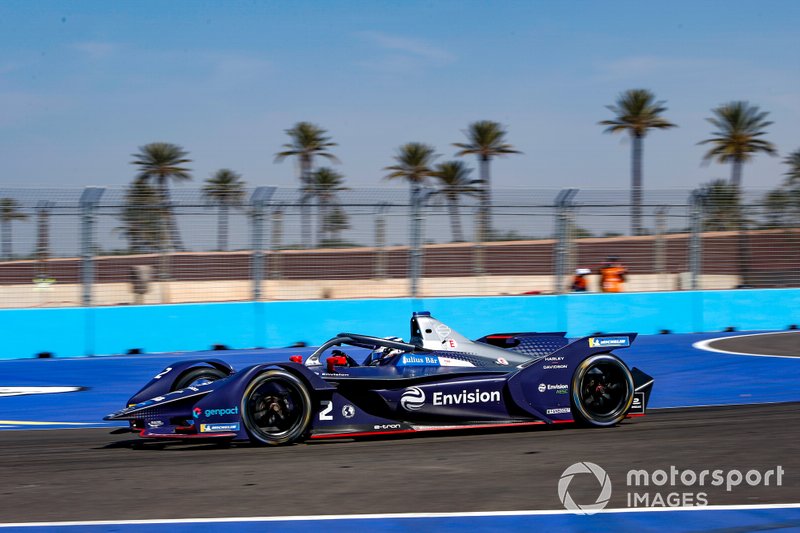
244, 375, 307, 442
579, 362, 628, 417
572, 355, 634, 425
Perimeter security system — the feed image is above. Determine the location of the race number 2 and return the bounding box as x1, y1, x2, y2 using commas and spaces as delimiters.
319, 400, 334, 421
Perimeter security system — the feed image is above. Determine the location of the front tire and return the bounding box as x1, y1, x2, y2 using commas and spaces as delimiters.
571, 354, 634, 427
241, 370, 312, 446
172, 367, 228, 391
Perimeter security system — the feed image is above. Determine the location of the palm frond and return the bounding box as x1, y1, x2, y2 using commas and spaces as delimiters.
699, 101, 776, 164
599, 89, 677, 137
453, 120, 521, 158
383, 142, 438, 184
131, 142, 192, 183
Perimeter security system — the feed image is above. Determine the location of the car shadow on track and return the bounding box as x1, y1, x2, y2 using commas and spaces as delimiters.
97, 420, 601, 451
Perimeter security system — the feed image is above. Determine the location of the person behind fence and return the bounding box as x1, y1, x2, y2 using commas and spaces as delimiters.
571, 268, 591, 292
598, 257, 627, 293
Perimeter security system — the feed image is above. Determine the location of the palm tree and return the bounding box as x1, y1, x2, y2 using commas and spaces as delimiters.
783, 148, 800, 186
323, 205, 351, 245
430, 160, 479, 242
699, 101, 776, 188
118, 179, 163, 253
0, 198, 27, 260
385, 142, 438, 193
306, 167, 348, 245
203, 169, 246, 251
453, 121, 520, 240
600, 89, 676, 236
762, 188, 792, 229
697, 179, 742, 232
274, 122, 338, 248
130, 142, 192, 252
385, 142, 438, 296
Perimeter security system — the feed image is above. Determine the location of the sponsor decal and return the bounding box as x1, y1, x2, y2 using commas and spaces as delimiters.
399, 355, 440, 366
435, 324, 451, 339
539, 383, 568, 393
432, 388, 500, 406
152, 396, 165, 402
547, 407, 572, 415
0, 386, 85, 398
147, 420, 164, 428
443, 338, 459, 350
200, 422, 241, 433
495, 357, 509, 366
629, 392, 646, 413
204, 406, 239, 418
439, 357, 474, 367
400, 387, 426, 411
588, 336, 630, 348
322, 372, 349, 377
374, 424, 402, 430
542, 355, 568, 369
342, 404, 355, 418
192, 407, 202, 419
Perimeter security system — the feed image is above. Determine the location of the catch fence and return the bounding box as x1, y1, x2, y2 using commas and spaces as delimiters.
0, 186, 797, 308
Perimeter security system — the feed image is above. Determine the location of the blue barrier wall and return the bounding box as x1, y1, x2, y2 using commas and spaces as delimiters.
1, 289, 798, 359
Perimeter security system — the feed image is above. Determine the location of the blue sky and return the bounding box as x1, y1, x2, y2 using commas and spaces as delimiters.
0, 0, 798, 192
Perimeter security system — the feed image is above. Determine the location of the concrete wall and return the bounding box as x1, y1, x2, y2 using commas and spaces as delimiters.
1, 289, 798, 359
1, 274, 741, 308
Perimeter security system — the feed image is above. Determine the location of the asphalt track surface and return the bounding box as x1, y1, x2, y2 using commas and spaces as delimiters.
707, 331, 800, 356
1, 332, 799, 524
0, 403, 798, 523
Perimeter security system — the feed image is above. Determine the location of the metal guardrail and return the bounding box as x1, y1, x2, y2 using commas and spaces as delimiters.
0, 187, 798, 308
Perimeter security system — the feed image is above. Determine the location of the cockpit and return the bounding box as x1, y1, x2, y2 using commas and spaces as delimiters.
304, 333, 419, 369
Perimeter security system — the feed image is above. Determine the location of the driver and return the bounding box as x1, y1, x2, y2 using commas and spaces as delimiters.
365, 337, 406, 365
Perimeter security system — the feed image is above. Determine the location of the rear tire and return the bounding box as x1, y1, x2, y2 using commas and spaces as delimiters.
241, 370, 312, 446
571, 354, 634, 427
172, 367, 228, 391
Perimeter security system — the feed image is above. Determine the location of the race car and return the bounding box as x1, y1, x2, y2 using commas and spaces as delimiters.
105, 311, 654, 445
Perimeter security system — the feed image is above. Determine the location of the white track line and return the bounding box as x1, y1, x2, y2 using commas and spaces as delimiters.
0, 420, 99, 426
693, 331, 800, 359
1, 503, 799, 528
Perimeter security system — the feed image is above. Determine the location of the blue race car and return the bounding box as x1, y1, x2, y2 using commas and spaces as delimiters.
105, 312, 654, 445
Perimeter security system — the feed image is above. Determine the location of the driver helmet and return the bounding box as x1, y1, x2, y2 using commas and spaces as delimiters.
373, 336, 405, 362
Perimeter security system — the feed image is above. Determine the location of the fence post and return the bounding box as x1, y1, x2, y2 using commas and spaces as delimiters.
689, 191, 703, 290
270, 206, 284, 280
79, 187, 104, 306
374, 202, 389, 279
554, 188, 578, 294
473, 202, 485, 277
409, 186, 431, 298
35, 200, 54, 279
250, 187, 275, 301
655, 206, 667, 290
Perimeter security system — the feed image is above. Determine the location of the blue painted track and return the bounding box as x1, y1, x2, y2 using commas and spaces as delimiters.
1, 330, 798, 429
1, 506, 799, 532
